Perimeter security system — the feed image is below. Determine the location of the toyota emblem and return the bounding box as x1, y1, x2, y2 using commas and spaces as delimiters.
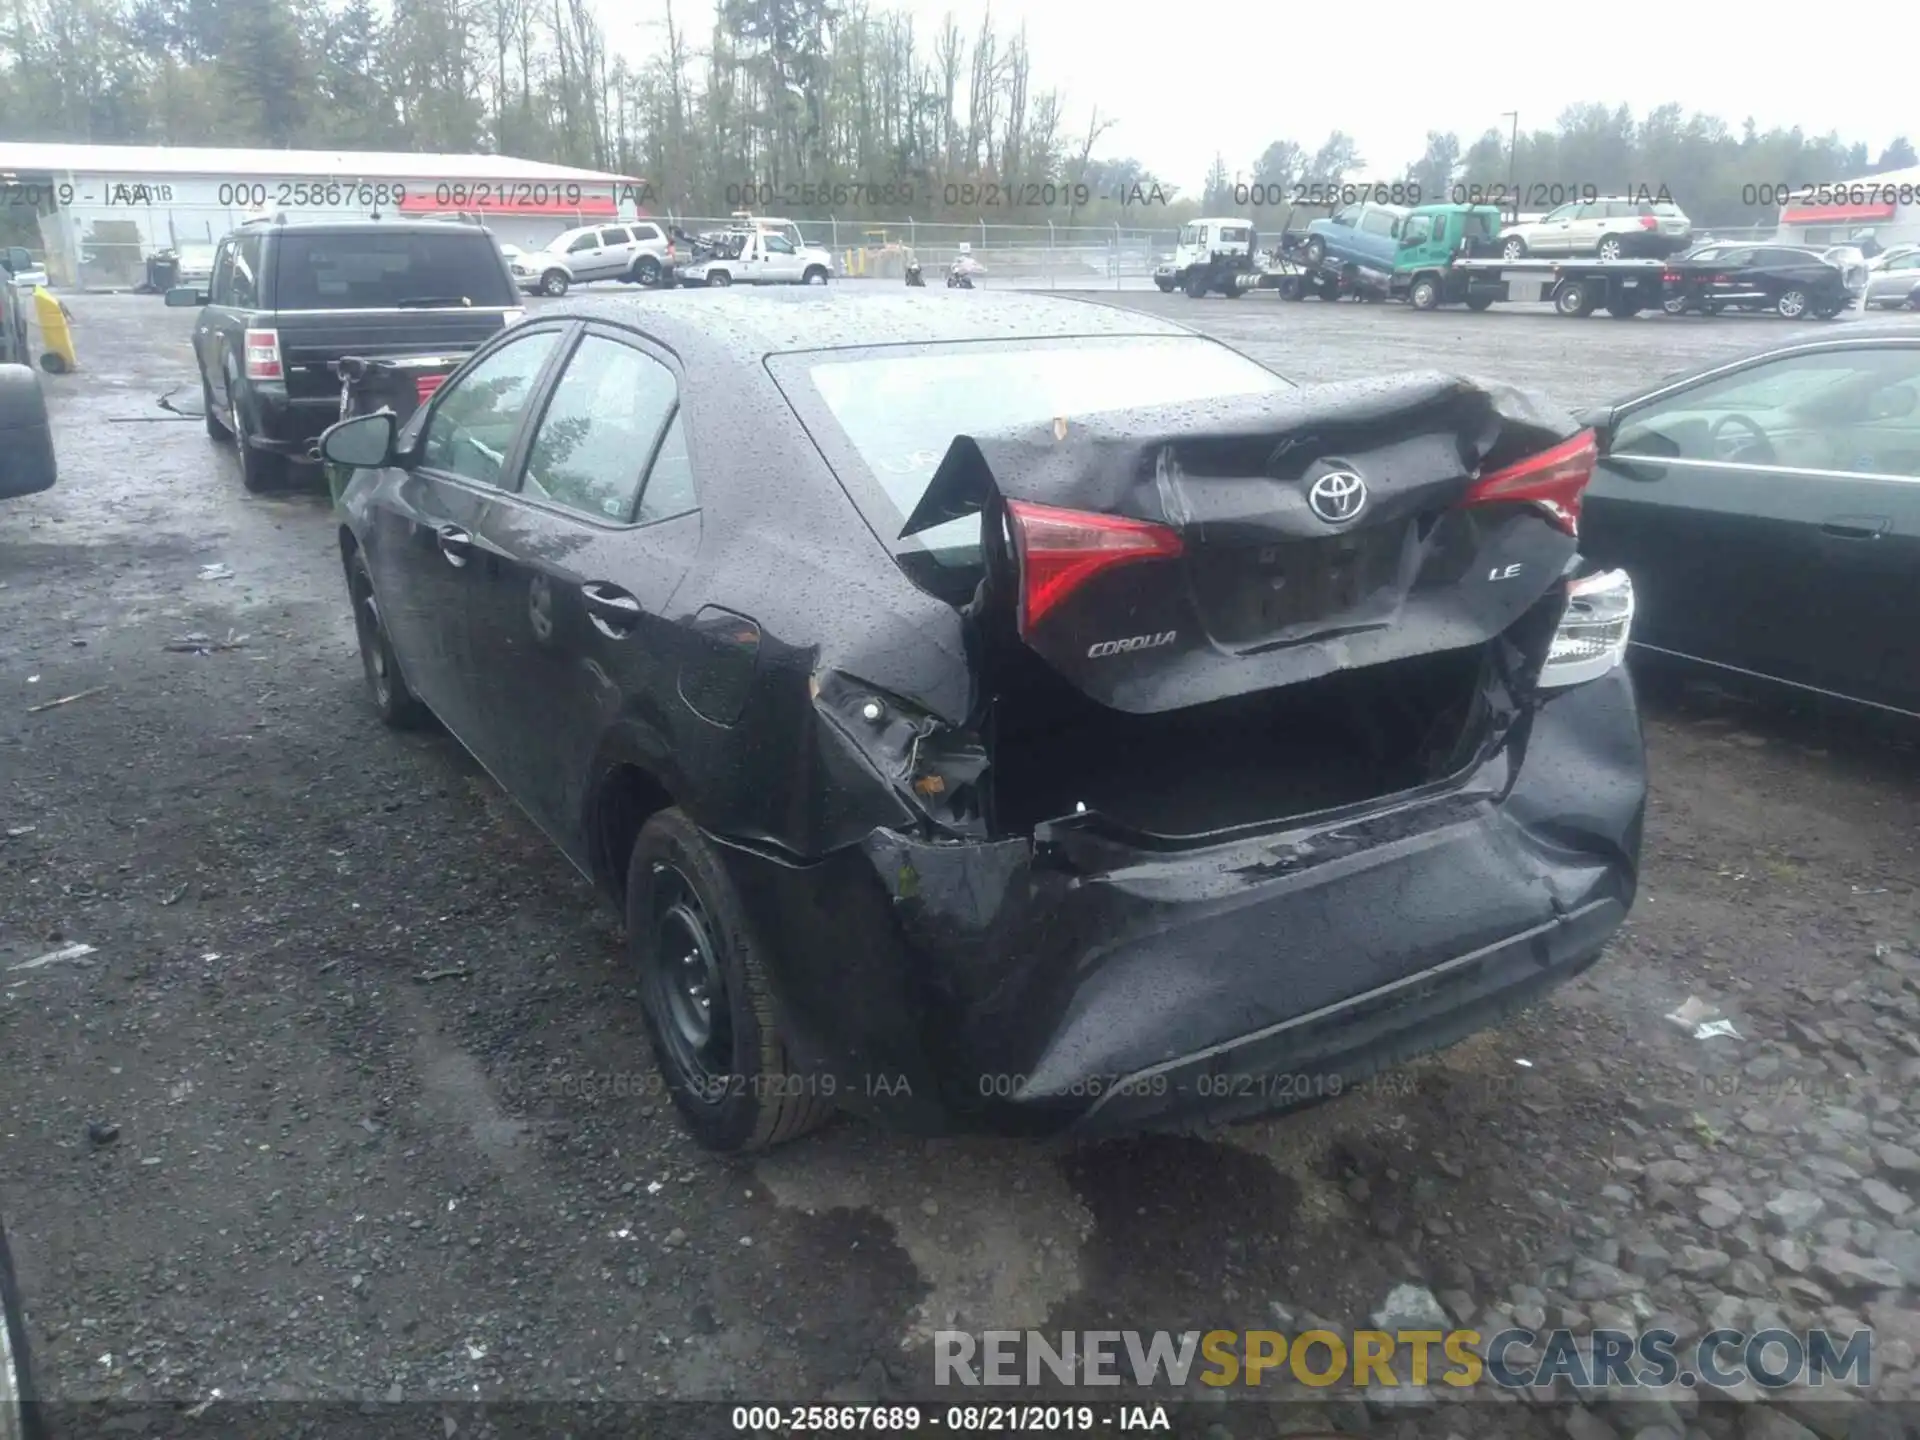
1308, 469, 1367, 524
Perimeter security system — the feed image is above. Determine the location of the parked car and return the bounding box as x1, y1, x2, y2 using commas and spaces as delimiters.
1581, 329, 1920, 717
1300, 201, 1409, 276
318, 289, 1645, 1154
510, 221, 676, 296
0, 246, 46, 290
166, 217, 523, 491
1501, 197, 1691, 260
1864, 248, 1920, 310
0, 361, 56, 499
1660, 244, 1856, 319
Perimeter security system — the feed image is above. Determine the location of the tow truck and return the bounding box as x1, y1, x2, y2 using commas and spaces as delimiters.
1161, 215, 1369, 301
1389, 202, 1670, 317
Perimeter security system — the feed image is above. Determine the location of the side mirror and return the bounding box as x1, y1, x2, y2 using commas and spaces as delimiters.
0, 364, 57, 499
164, 287, 208, 308
320, 411, 399, 469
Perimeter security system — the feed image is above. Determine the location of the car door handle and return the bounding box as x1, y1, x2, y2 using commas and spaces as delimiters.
437, 525, 473, 564
581, 581, 643, 635
1820, 515, 1889, 540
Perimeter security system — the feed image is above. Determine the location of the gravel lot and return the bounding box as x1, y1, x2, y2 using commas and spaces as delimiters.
3, 288, 1919, 1439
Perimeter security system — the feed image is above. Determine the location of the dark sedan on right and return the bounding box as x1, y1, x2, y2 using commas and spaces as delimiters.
1582, 329, 1919, 717
1661, 243, 1858, 319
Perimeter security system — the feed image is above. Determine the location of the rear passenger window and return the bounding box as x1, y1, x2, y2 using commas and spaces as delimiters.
638, 413, 697, 523
600, 227, 632, 246
231, 235, 261, 308
520, 335, 678, 522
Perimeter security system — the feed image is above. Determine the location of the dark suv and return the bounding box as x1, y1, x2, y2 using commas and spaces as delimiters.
167, 218, 522, 490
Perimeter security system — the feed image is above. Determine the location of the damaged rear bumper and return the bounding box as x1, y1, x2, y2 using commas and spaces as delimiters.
711, 664, 1645, 1136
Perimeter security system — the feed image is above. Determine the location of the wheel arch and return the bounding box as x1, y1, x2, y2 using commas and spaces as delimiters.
585, 730, 684, 910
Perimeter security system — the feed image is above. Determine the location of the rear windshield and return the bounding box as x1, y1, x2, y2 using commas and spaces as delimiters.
271, 231, 516, 310
772, 335, 1295, 562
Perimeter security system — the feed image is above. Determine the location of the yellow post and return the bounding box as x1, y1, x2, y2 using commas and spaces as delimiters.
30, 286, 77, 373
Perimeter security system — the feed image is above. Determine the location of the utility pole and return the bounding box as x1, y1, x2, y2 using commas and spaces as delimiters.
1501, 111, 1519, 192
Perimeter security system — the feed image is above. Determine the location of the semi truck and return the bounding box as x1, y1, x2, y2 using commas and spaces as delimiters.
1388, 203, 1671, 317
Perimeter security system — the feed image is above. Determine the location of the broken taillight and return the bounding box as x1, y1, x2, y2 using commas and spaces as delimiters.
1004, 499, 1185, 634
1461, 430, 1597, 537
243, 328, 282, 381
415, 373, 447, 406
1539, 569, 1634, 688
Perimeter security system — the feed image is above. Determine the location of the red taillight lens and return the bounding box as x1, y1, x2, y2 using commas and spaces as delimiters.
1639, 215, 1658, 229
1003, 499, 1184, 634
243, 328, 281, 381
415, 373, 447, 405
1461, 430, 1597, 537
1663, 270, 1681, 284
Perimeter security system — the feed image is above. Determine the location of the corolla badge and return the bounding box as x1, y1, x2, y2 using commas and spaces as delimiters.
1308, 469, 1367, 524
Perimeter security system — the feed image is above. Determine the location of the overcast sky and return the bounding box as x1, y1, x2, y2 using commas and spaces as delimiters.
618, 2, 1911, 194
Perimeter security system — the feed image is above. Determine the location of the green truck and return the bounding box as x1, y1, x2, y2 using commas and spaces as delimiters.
1388, 203, 1671, 317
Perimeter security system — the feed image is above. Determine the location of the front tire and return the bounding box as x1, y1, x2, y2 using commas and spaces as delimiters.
348, 553, 430, 729
1184, 270, 1208, 299
628, 809, 835, 1154
803, 266, 829, 285
541, 269, 570, 297
706, 271, 733, 288
1502, 236, 1528, 260
1409, 277, 1441, 310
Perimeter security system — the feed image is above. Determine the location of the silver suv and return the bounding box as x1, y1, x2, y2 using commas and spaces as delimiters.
1501, 197, 1692, 261
511, 220, 676, 296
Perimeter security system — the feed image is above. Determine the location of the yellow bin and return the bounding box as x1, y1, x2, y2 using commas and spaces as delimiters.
30, 286, 76, 374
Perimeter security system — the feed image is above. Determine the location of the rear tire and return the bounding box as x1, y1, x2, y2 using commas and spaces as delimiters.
1302, 237, 1325, 266
1502, 236, 1528, 260
1662, 293, 1689, 316
1776, 289, 1809, 319
228, 377, 285, 493
803, 266, 829, 285
1597, 235, 1624, 261
348, 553, 430, 730
1605, 298, 1641, 318
1465, 294, 1495, 312
628, 809, 835, 1154
634, 255, 662, 286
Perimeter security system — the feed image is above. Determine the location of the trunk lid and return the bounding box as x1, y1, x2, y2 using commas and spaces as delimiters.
901, 372, 1585, 714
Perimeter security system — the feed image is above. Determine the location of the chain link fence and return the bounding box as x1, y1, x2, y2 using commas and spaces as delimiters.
667, 215, 1183, 288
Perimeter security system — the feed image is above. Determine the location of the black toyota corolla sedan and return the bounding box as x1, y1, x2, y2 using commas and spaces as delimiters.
321, 289, 1647, 1154
1581, 328, 1920, 718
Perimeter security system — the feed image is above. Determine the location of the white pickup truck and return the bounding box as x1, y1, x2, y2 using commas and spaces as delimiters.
678, 229, 833, 287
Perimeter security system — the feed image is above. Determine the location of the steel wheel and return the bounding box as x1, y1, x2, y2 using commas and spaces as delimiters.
348, 557, 428, 728
645, 863, 735, 1101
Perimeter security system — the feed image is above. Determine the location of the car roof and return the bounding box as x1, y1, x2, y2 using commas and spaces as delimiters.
540, 289, 1197, 363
